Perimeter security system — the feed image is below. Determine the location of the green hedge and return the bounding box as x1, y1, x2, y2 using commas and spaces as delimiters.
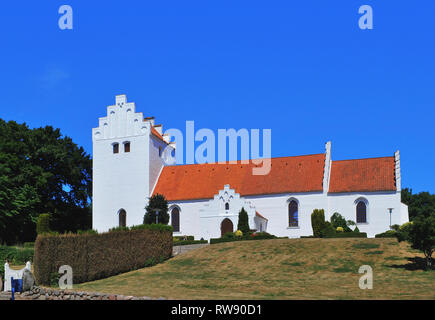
173, 240, 208, 246
174, 236, 194, 241
210, 232, 276, 244
33, 225, 173, 285
324, 232, 367, 238
375, 230, 397, 238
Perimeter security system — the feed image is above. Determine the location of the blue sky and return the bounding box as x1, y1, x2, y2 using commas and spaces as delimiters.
0, 1, 434, 193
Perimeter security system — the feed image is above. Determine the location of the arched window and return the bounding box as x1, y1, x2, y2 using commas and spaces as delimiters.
225, 202, 229, 210
288, 200, 298, 227
171, 207, 180, 232
113, 143, 119, 154
159, 146, 162, 157
356, 201, 367, 223
124, 142, 130, 153
119, 209, 126, 227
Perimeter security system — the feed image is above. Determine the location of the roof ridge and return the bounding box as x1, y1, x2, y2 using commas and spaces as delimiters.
332, 155, 394, 163
164, 153, 325, 168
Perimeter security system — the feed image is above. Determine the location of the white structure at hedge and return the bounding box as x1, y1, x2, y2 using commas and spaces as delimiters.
3, 262, 31, 291
92, 95, 409, 239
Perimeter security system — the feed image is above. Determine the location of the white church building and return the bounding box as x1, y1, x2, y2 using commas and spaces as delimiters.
92, 95, 409, 239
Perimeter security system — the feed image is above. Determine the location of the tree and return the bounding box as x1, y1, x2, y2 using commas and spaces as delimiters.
36, 213, 51, 234
237, 207, 250, 235
144, 194, 169, 225
401, 188, 435, 221
0, 119, 92, 244
330, 212, 352, 232
311, 209, 325, 237
403, 213, 434, 269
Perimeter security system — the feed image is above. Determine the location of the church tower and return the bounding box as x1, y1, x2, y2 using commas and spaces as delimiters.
92, 95, 173, 232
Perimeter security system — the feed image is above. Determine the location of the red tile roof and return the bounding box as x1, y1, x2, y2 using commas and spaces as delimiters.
153, 154, 326, 201
256, 211, 268, 221
329, 156, 396, 193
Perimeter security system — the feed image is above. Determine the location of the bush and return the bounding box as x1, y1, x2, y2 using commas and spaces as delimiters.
354, 226, 360, 233
173, 240, 208, 246
0, 245, 34, 278
405, 213, 434, 268
319, 221, 336, 238
210, 232, 276, 244
36, 214, 51, 234
336, 227, 344, 233
331, 212, 352, 232
174, 236, 194, 241
33, 227, 173, 285
324, 232, 367, 238
235, 230, 243, 237
237, 208, 250, 235
311, 209, 325, 237
375, 230, 397, 238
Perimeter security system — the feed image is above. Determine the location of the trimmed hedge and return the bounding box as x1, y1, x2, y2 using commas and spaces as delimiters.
173, 240, 208, 246
375, 230, 397, 238
210, 232, 277, 244
174, 235, 194, 241
324, 232, 367, 238
33, 225, 173, 286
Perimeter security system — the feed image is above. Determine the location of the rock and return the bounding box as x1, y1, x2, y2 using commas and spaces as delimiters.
32, 294, 41, 300
22, 269, 36, 291
109, 295, 117, 300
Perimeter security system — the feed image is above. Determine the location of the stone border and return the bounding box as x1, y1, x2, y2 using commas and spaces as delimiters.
14, 286, 166, 300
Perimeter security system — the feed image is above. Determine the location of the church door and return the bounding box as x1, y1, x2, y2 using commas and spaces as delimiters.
221, 218, 233, 237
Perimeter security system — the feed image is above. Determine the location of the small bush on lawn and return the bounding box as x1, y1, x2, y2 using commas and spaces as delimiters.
174, 236, 194, 241
210, 231, 276, 244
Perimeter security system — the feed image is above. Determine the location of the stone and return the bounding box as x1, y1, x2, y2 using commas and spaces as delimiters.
109, 295, 117, 300
32, 294, 41, 300
22, 269, 36, 292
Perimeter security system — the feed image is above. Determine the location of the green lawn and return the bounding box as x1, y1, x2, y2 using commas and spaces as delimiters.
73, 238, 434, 300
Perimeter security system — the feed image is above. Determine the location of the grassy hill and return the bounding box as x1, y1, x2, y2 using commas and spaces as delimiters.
74, 238, 434, 299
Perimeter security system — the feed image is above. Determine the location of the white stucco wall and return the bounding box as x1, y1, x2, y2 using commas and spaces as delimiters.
167, 189, 408, 240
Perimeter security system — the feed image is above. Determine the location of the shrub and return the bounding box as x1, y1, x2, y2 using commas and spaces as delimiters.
235, 230, 243, 237
404, 213, 434, 269
311, 209, 325, 237
336, 227, 344, 233
375, 230, 397, 238
33, 227, 172, 285
173, 240, 208, 246
319, 221, 336, 238
325, 232, 367, 238
174, 236, 194, 241
36, 214, 51, 234
331, 213, 351, 232
223, 232, 236, 239
237, 208, 250, 235
354, 226, 360, 233
391, 224, 401, 231
144, 194, 169, 225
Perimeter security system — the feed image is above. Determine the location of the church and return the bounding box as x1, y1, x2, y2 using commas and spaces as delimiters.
92, 95, 409, 239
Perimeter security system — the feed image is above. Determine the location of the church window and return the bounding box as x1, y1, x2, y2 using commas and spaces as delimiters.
288, 200, 298, 227
159, 146, 162, 157
225, 202, 229, 210
124, 142, 130, 153
171, 207, 180, 232
356, 201, 367, 223
113, 143, 119, 154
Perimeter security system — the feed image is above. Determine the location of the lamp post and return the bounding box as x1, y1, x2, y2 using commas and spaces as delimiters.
153, 208, 161, 224
387, 208, 393, 229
